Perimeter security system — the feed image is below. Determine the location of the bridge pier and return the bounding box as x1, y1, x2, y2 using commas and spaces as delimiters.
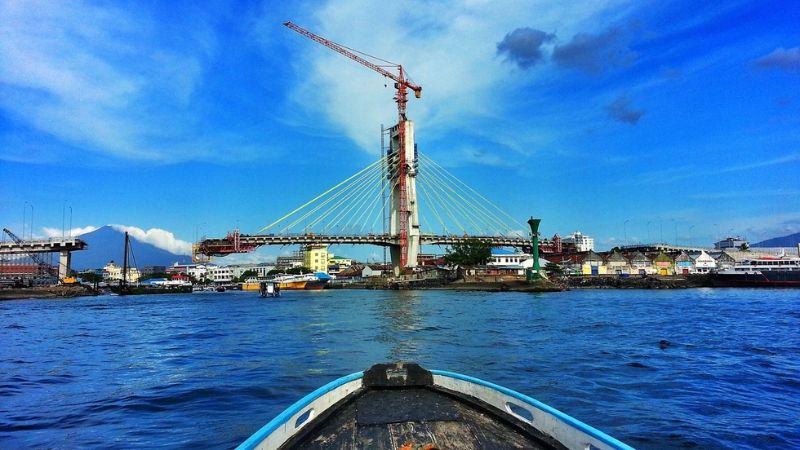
59, 250, 72, 280
388, 120, 420, 272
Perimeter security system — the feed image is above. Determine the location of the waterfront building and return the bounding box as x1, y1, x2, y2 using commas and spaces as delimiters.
563, 231, 595, 252
141, 265, 166, 276
692, 251, 717, 273
674, 251, 694, 275
276, 251, 304, 270
303, 244, 329, 274
166, 263, 210, 282
550, 253, 583, 275
709, 251, 736, 270
605, 251, 631, 275
103, 261, 141, 282
488, 248, 529, 266
328, 255, 353, 275
714, 236, 749, 250
228, 264, 276, 279
653, 252, 675, 276
581, 251, 607, 275
417, 254, 445, 266
362, 265, 388, 278
628, 251, 655, 275
538, 234, 563, 254
208, 266, 234, 283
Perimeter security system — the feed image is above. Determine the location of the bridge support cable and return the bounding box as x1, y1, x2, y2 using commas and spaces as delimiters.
417, 171, 491, 235
416, 171, 467, 234
258, 157, 386, 233
420, 154, 526, 237
416, 182, 449, 234
419, 155, 520, 235
284, 164, 382, 232
369, 178, 399, 232
421, 154, 526, 235
418, 169, 514, 236
352, 175, 396, 233
320, 167, 386, 232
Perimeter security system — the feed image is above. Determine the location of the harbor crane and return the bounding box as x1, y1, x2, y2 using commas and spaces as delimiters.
3, 228, 49, 276
283, 21, 423, 268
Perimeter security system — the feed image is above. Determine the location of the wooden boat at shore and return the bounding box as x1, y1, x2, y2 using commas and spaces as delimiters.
110, 232, 193, 296
237, 362, 633, 450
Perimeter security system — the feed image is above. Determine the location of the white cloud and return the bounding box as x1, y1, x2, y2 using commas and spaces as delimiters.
110, 224, 192, 255
0, 1, 259, 163
42, 225, 99, 238
276, 1, 630, 156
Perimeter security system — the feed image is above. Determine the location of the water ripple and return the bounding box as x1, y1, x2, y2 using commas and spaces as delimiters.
0, 289, 798, 449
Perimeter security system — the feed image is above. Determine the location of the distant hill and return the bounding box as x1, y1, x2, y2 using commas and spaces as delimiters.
72, 226, 191, 270
752, 232, 800, 248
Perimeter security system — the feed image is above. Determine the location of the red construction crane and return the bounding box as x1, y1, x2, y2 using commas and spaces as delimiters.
283, 21, 422, 121
283, 21, 422, 268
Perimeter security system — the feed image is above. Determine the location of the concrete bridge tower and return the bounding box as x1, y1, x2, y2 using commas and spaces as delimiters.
387, 120, 420, 271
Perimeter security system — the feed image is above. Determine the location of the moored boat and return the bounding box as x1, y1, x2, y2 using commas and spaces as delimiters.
237, 362, 634, 450
110, 232, 193, 295
271, 273, 329, 290
711, 255, 800, 287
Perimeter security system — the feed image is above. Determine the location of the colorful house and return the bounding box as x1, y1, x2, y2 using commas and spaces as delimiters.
674, 251, 694, 275
605, 251, 631, 275
581, 251, 607, 276
629, 251, 655, 275
653, 252, 675, 276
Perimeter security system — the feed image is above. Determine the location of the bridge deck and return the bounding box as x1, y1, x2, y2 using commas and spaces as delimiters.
197, 234, 529, 256
0, 238, 87, 254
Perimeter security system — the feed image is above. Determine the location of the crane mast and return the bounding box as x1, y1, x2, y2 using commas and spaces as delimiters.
283, 21, 422, 269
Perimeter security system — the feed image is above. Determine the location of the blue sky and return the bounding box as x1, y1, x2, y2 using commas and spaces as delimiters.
1, 0, 798, 262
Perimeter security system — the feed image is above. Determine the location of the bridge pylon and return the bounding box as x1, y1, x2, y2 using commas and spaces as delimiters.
387, 120, 420, 272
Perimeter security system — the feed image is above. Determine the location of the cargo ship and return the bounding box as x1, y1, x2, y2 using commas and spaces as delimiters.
711, 255, 800, 287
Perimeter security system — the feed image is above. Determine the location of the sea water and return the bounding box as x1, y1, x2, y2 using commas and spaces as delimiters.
1, 288, 798, 449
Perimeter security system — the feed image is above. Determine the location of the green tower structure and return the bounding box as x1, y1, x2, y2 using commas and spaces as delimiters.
527, 217, 542, 281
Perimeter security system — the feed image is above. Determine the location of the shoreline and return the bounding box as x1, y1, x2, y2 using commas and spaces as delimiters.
1, 273, 788, 300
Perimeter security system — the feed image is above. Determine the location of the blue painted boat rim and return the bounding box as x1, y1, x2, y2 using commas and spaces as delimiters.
236, 371, 364, 450
430, 369, 634, 450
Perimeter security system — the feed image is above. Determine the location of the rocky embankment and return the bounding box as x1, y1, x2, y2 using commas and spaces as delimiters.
0, 284, 98, 301
563, 274, 712, 289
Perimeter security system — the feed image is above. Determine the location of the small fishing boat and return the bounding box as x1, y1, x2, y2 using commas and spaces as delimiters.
238, 362, 633, 450
259, 281, 280, 298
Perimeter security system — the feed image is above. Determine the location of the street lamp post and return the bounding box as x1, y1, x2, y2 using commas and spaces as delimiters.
672, 219, 677, 246
23, 201, 27, 241
624, 219, 630, 247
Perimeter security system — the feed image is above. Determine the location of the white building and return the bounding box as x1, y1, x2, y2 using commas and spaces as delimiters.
563, 231, 594, 252
208, 266, 234, 283
692, 251, 717, 273
228, 264, 276, 279
488, 248, 529, 266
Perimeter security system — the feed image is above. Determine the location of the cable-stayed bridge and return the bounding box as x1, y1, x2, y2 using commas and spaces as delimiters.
197, 123, 530, 270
